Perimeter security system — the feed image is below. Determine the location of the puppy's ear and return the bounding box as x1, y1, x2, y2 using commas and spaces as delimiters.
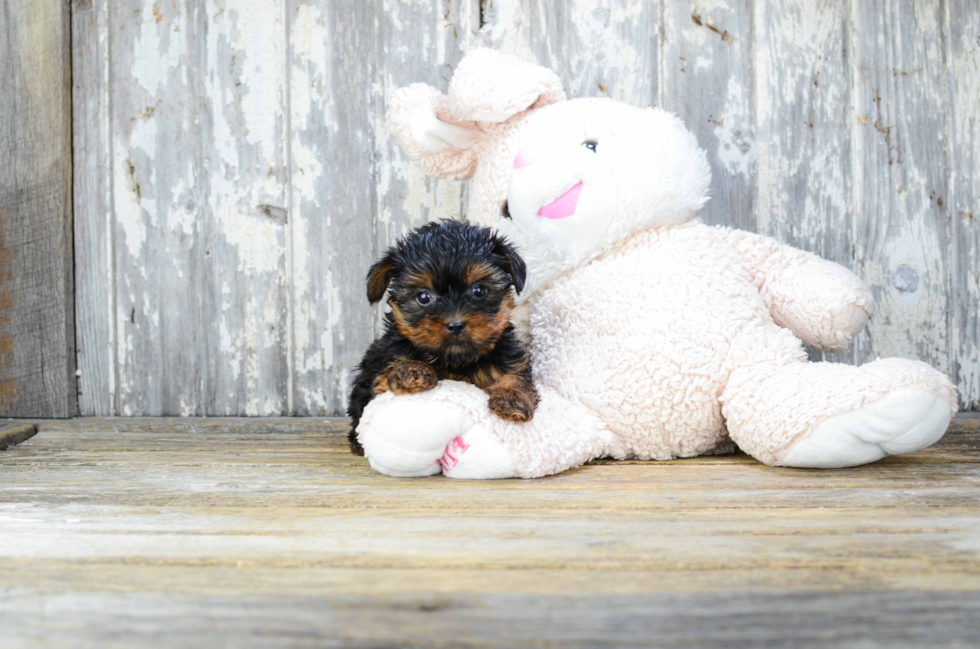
492, 235, 527, 294
366, 254, 396, 304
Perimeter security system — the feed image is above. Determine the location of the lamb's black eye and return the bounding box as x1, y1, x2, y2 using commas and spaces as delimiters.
501, 201, 511, 219
471, 285, 487, 299
583, 140, 598, 152
416, 290, 432, 306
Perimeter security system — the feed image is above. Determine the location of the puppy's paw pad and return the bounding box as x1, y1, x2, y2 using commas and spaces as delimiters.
388, 362, 438, 395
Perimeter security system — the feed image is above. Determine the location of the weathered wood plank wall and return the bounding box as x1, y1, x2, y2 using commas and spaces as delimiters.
0, 0, 76, 417
72, 0, 980, 416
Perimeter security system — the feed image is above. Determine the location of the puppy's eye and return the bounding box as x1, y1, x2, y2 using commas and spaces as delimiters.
583, 140, 598, 153
471, 285, 487, 299
501, 201, 511, 219
415, 290, 432, 306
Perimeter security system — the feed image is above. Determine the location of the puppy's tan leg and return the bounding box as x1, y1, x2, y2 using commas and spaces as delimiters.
375, 360, 438, 396
485, 374, 538, 422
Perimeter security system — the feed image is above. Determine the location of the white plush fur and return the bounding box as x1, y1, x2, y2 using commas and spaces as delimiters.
362, 49, 957, 479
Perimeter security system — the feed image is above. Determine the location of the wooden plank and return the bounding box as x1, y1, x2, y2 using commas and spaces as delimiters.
850, 1, 952, 375
72, 0, 115, 415
754, 0, 853, 364
106, 1, 207, 415
662, 0, 754, 229
0, 0, 76, 417
78, 2, 291, 415
946, 1, 980, 410
481, 0, 661, 107
199, 1, 289, 415
287, 1, 471, 415
0, 422, 36, 450
286, 0, 379, 415
0, 418, 977, 647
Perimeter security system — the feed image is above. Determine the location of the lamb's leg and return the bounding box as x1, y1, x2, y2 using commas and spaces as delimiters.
721, 356, 956, 468
357, 381, 488, 478
442, 388, 615, 480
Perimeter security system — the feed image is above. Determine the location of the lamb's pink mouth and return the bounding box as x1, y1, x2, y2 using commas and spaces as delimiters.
537, 182, 583, 220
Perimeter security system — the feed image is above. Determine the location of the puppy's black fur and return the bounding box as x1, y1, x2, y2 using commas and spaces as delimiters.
348, 220, 537, 456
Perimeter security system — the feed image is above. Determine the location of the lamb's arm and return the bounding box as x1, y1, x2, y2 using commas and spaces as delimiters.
718, 227, 875, 352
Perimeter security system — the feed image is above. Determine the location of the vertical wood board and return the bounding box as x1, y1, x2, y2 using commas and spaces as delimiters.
0, 0, 76, 417
754, 0, 852, 363
945, 0, 980, 410
850, 0, 952, 373
663, 0, 755, 230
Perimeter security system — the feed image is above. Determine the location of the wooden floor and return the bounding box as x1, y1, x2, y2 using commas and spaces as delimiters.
1, 418, 979, 648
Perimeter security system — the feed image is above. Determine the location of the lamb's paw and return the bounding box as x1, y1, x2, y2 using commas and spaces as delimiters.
439, 427, 517, 480
359, 383, 483, 478
780, 388, 952, 468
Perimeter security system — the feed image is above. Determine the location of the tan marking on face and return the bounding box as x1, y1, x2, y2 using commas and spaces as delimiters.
464, 261, 501, 287
392, 304, 448, 351
403, 269, 435, 290
464, 296, 514, 353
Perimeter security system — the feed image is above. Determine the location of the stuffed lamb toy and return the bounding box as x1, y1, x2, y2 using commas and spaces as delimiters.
356, 49, 957, 479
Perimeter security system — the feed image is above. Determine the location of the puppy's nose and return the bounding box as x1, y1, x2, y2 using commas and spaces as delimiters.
446, 320, 466, 335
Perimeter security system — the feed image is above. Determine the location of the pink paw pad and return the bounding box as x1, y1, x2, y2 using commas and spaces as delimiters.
437, 436, 471, 473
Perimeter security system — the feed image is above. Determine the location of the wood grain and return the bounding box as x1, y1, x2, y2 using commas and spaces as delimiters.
0, 0, 76, 417
0, 418, 977, 647
663, 0, 754, 230
946, 0, 980, 410
72, 0, 115, 416
755, 0, 853, 364
0, 422, 36, 450
850, 0, 952, 373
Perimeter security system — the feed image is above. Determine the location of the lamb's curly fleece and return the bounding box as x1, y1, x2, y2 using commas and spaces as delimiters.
359, 48, 956, 479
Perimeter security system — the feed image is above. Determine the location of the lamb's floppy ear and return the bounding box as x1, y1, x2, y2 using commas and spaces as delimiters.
386, 83, 485, 180
448, 48, 566, 123
491, 234, 528, 295
366, 253, 396, 304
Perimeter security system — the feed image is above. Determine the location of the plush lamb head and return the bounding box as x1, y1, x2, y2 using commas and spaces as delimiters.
388, 49, 710, 298
364, 48, 957, 480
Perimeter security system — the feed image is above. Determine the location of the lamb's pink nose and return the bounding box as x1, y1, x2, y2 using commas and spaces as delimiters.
513, 147, 534, 169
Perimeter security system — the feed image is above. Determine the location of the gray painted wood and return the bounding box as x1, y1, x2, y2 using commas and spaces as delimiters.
754, 0, 852, 364
946, 0, 980, 411
851, 0, 952, 372
71, 0, 980, 414
72, 0, 115, 416
663, 0, 754, 231
0, 0, 76, 418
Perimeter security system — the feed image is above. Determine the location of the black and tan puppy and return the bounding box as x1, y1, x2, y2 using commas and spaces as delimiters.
348, 220, 537, 456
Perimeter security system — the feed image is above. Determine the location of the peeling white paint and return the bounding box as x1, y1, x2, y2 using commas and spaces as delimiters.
131, 4, 187, 96
714, 76, 754, 177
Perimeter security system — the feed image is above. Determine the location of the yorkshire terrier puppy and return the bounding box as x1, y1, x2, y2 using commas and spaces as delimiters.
348, 220, 538, 456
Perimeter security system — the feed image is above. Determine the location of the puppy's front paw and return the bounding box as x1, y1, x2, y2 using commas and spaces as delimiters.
386, 361, 438, 395
486, 384, 537, 422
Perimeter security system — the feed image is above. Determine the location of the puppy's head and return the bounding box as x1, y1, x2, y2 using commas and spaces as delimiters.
367, 220, 526, 365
